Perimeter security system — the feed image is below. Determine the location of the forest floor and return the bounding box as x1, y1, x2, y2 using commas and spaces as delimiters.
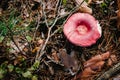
0, 0, 120, 80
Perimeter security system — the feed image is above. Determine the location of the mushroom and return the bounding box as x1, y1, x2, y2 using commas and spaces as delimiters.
63, 13, 101, 47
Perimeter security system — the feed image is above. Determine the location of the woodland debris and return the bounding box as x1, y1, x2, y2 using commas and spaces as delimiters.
75, 51, 117, 80
97, 62, 120, 80
75, 0, 92, 14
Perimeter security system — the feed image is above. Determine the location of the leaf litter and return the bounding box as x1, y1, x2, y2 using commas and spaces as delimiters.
0, 0, 120, 80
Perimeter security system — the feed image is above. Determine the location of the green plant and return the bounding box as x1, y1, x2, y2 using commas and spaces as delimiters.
0, 11, 18, 43
0, 62, 8, 79
62, 0, 67, 5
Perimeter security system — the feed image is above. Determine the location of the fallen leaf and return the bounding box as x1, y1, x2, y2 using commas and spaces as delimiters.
107, 54, 117, 66
75, 0, 92, 14
75, 52, 110, 80
79, 5, 92, 14
84, 51, 110, 68
23, 47, 28, 52
32, 47, 39, 53
14, 56, 24, 65
80, 61, 105, 80
80, 67, 96, 80
52, 52, 59, 62
37, 39, 44, 45
90, 61, 105, 71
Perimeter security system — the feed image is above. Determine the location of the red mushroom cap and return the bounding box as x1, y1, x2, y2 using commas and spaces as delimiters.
63, 13, 101, 47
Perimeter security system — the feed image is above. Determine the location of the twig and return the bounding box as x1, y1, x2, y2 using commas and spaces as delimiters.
33, 11, 41, 41
36, 0, 85, 60
42, 1, 49, 28
55, 0, 60, 14
96, 62, 120, 80
51, 0, 85, 37
35, 0, 61, 61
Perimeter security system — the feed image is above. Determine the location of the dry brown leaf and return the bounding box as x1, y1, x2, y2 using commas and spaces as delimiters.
76, 52, 110, 80
79, 5, 92, 14
74, 52, 111, 80
37, 39, 44, 45
80, 67, 96, 80
23, 47, 28, 52
75, 52, 117, 80
52, 52, 59, 62
90, 61, 105, 71
32, 47, 39, 53
84, 51, 110, 68
107, 54, 117, 66
14, 56, 26, 65
75, 0, 92, 14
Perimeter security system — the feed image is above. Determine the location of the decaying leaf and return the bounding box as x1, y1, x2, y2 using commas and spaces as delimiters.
52, 52, 59, 63
80, 67, 96, 79
84, 51, 110, 68
32, 47, 39, 53
107, 54, 117, 66
75, 51, 112, 80
37, 39, 44, 45
14, 56, 25, 65
75, 0, 92, 14
90, 61, 105, 71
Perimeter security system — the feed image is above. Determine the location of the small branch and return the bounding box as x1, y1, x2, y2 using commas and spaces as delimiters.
96, 62, 120, 80
33, 11, 41, 41
55, 0, 61, 15
35, 0, 61, 61
42, 1, 49, 28
36, 0, 85, 60
51, 0, 85, 37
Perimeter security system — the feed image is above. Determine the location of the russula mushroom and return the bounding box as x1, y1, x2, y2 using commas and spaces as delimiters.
63, 13, 101, 47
